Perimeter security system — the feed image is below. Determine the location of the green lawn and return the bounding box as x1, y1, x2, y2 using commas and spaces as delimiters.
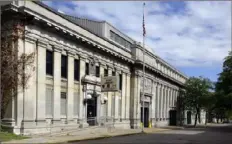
0, 131, 28, 142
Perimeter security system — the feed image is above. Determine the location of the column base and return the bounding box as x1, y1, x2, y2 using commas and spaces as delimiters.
79, 120, 89, 128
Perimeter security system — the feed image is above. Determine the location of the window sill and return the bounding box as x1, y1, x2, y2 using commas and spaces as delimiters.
74, 81, 80, 84
46, 75, 53, 79
61, 78, 68, 81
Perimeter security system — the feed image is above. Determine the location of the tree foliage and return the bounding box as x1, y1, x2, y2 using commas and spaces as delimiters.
184, 76, 213, 126
215, 51, 232, 117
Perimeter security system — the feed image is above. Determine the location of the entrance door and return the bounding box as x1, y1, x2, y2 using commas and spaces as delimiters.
87, 96, 97, 126
141, 107, 149, 127
187, 111, 192, 124
169, 110, 177, 126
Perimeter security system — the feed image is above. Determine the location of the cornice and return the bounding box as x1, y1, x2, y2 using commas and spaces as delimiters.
23, 7, 134, 64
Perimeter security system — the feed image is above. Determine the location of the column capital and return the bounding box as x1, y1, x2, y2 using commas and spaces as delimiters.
53, 45, 63, 53
67, 50, 76, 57
25, 35, 37, 43
37, 39, 48, 48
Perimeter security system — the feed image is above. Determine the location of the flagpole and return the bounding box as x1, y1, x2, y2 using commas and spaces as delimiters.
142, 2, 145, 133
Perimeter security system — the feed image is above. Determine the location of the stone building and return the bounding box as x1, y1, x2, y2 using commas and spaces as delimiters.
1, 1, 201, 135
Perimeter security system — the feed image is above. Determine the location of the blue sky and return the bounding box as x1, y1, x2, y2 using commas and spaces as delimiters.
43, 1, 231, 82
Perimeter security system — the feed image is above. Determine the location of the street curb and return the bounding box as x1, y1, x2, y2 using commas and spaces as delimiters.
65, 132, 142, 143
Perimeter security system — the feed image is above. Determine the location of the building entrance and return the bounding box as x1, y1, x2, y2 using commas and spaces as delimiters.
169, 110, 177, 126
87, 96, 97, 126
141, 106, 149, 128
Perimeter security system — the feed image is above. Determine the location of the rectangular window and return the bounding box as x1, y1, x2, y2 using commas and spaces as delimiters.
96, 66, 100, 77
46, 87, 53, 117
61, 55, 67, 78
119, 74, 122, 90
74, 59, 80, 81
112, 71, 116, 76
85, 63, 89, 75
46, 50, 53, 76
104, 68, 108, 77
60, 92, 67, 116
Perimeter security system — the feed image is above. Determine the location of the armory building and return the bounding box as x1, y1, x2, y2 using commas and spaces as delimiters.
1, 1, 205, 135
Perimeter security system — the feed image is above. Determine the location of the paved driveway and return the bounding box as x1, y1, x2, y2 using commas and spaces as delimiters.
72, 124, 232, 144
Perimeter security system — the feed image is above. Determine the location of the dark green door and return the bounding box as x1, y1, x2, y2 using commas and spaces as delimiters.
169, 110, 177, 126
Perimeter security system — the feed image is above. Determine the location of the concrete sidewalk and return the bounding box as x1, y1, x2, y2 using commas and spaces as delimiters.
2, 127, 171, 143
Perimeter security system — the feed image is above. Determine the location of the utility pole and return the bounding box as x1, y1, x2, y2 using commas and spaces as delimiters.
0, 5, 2, 132
142, 2, 146, 133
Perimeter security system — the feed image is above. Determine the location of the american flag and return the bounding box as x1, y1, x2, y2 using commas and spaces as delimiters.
143, 3, 146, 37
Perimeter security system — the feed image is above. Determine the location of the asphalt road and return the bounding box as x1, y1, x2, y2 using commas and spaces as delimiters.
71, 124, 232, 144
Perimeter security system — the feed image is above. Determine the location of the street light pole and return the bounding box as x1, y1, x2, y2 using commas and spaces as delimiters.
142, 2, 146, 133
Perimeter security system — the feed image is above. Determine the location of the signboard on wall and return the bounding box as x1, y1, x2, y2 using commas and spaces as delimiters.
101, 76, 119, 92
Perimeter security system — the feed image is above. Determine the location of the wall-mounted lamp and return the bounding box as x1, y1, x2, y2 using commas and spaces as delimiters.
101, 96, 108, 104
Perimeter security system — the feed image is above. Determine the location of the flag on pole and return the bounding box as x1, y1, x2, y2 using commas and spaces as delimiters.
143, 3, 146, 37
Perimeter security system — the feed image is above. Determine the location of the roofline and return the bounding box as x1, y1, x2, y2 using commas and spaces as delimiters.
33, 1, 188, 79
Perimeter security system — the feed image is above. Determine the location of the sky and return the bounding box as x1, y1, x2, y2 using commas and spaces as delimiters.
43, 1, 231, 82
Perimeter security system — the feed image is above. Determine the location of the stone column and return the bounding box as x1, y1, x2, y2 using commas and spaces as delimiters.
79, 56, 86, 126
36, 40, 47, 125
125, 73, 130, 123
152, 82, 157, 126
159, 84, 163, 120
130, 74, 141, 128
114, 70, 119, 122
99, 63, 105, 117
121, 71, 126, 121
167, 87, 170, 119
23, 38, 37, 129
67, 51, 75, 123
155, 83, 160, 122
107, 68, 112, 118
163, 86, 167, 120
53, 46, 62, 124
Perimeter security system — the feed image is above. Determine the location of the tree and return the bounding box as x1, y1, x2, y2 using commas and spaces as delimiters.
184, 76, 213, 127
215, 51, 232, 120
201, 92, 216, 125
0, 14, 35, 131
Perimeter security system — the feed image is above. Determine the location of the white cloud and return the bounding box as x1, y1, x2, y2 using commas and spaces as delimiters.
44, 1, 231, 68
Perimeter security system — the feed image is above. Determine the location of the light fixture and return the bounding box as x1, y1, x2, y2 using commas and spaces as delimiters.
86, 94, 92, 99
103, 96, 108, 101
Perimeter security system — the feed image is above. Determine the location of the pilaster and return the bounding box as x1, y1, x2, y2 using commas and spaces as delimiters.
107, 68, 112, 118
125, 73, 130, 120
67, 51, 75, 122
163, 86, 166, 119
166, 87, 170, 119
53, 46, 62, 123
151, 82, 157, 126
121, 72, 127, 120
99, 63, 106, 117
36, 40, 47, 124
78, 56, 86, 124
156, 83, 160, 121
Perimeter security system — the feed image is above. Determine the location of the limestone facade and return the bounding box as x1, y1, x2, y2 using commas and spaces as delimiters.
0, 1, 204, 135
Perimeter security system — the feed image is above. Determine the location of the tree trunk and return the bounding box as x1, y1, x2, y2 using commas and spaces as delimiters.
194, 113, 198, 127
